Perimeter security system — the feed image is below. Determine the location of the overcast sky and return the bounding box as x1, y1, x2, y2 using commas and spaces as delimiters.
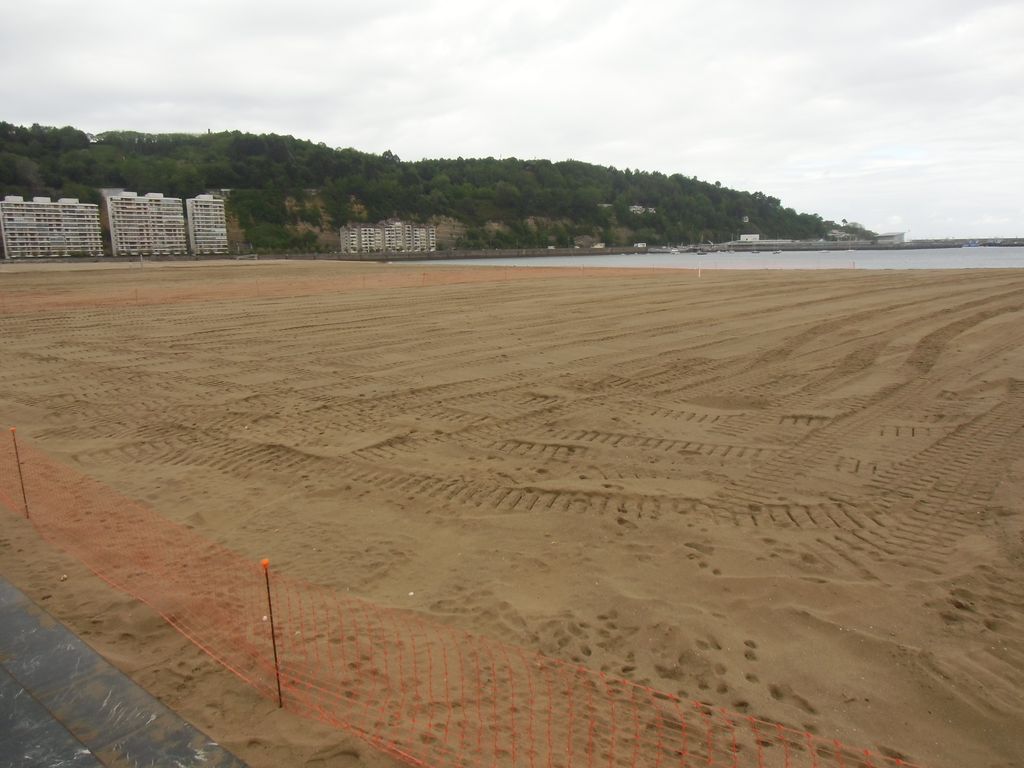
3, 1, 1022, 238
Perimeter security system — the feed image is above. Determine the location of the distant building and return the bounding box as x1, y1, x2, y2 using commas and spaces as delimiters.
340, 220, 436, 254
739, 234, 760, 242
107, 191, 187, 256
410, 225, 435, 252
875, 232, 906, 245
0, 195, 103, 258
186, 194, 228, 255
629, 205, 646, 214
382, 221, 412, 251
340, 224, 384, 253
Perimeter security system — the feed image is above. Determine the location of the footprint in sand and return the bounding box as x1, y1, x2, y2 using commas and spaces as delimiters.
743, 638, 758, 660
768, 682, 818, 714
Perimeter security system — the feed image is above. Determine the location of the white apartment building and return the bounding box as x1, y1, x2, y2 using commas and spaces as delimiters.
382, 221, 413, 251
0, 195, 103, 258
340, 225, 361, 253
411, 226, 436, 252
340, 224, 385, 253
339, 220, 436, 254
186, 194, 228, 255
106, 191, 187, 256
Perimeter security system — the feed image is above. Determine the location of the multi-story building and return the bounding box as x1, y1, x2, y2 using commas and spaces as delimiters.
339, 224, 376, 253
0, 195, 103, 258
185, 194, 228, 255
345, 224, 385, 252
339, 220, 437, 254
106, 191, 187, 256
340, 223, 386, 253
411, 225, 437, 252
382, 221, 413, 251
340, 225, 361, 253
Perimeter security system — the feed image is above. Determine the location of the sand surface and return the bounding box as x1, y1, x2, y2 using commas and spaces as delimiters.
1, 260, 1022, 768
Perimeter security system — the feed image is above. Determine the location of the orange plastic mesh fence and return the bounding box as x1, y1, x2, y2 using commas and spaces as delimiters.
0, 265, 681, 315
0, 431, 922, 768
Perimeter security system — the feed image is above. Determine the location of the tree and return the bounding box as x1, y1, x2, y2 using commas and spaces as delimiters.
0, 120, 836, 251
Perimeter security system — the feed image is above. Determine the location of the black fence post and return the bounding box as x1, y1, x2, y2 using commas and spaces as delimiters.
261, 558, 283, 708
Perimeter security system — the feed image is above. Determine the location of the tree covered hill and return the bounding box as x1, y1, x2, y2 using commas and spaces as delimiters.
0, 121, 870, 251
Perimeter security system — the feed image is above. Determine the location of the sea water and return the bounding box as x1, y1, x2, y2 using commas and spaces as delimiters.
409, 246, 1024, 270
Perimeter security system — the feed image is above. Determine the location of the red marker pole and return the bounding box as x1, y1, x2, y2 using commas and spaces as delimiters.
262, 558, 283, 708
10, 428, 29, 519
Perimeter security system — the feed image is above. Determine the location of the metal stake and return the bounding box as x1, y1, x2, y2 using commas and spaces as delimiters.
261, 559, 283, 708
10, 428, 29, 519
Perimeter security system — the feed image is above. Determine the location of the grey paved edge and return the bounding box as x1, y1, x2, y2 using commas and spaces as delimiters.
0, 577, 248, 768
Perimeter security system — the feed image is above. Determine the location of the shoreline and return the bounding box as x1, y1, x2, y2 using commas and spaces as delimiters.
3, 240, 1023, 267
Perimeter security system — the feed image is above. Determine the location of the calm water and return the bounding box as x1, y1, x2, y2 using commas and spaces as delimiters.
410, 246, 1024, 270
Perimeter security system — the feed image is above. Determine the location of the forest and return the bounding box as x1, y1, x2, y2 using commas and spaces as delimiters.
0, 121, 872, 251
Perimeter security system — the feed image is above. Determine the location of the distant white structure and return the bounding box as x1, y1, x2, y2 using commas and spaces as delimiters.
382, 221, 412, 252
410, 225, 435, 252
340, 224, 384, 253
875, 232, 906, 245
740, 234, 761, 242
0, 195, 103, 258
106, 191, 187, 256
340, 220, 436, 254
186, 194, 228, 255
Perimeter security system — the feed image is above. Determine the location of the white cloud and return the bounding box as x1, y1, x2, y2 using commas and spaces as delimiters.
1, 0, 1022, 237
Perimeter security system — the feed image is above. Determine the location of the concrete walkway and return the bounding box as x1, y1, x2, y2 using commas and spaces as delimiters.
0, 577, 247, 768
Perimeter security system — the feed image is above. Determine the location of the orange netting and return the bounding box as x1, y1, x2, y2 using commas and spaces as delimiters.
0, 430, 921, 768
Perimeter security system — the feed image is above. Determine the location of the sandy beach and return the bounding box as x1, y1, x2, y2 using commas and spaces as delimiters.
1, 260, 1022, 768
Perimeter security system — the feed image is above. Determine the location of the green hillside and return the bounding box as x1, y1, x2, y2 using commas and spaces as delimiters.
0, 121, 871, 251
